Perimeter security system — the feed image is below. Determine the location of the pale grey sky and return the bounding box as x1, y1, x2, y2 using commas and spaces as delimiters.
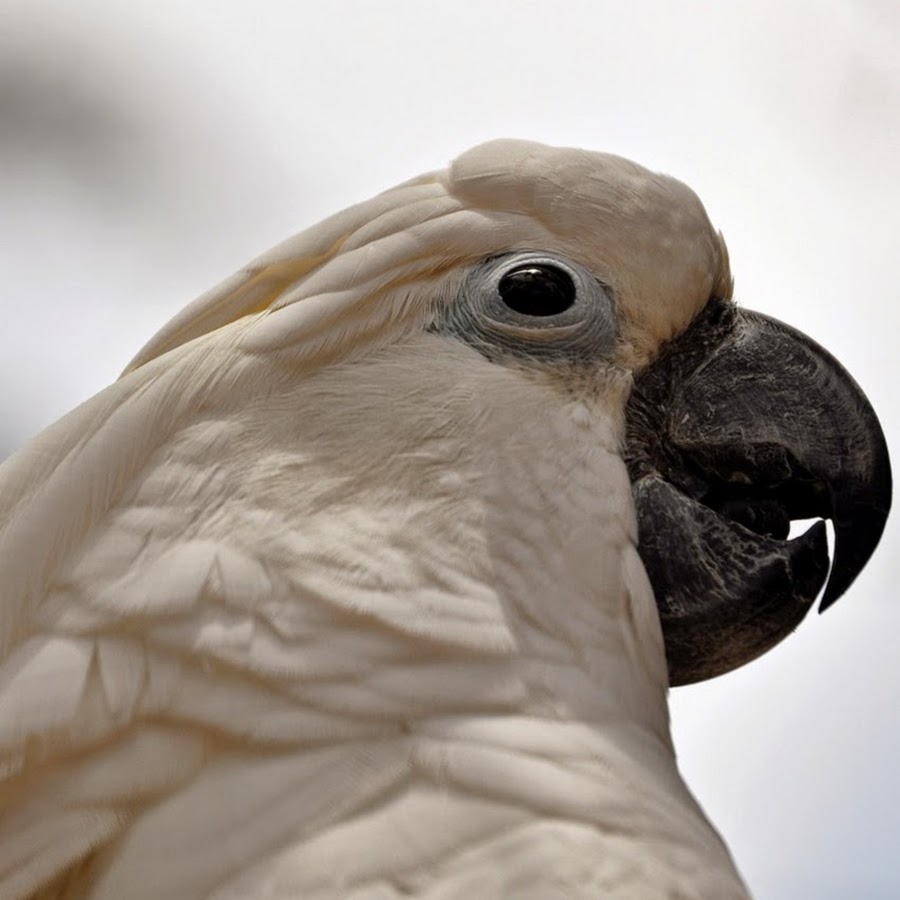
2, 2, 898, 897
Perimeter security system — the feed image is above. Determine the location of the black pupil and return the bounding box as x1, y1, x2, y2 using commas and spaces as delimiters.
497, 265, 576, 317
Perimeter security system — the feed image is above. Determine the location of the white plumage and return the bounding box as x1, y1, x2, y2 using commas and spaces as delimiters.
0, 139, 852, 898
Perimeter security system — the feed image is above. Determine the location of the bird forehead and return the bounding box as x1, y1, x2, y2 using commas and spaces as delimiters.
448, 139, 709, 244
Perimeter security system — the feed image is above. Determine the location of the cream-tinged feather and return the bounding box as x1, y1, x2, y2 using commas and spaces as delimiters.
0, 141, 747, 898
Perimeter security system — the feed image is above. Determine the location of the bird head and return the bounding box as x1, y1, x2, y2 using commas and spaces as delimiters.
124, 139, 891, 686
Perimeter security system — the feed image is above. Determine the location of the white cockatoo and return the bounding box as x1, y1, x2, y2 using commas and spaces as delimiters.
0, 140, 890, 899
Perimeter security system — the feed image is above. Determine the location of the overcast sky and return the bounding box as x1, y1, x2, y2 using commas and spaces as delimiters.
2, 2, 898, 897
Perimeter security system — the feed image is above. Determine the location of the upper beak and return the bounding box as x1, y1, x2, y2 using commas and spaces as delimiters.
626, 298, 891, 686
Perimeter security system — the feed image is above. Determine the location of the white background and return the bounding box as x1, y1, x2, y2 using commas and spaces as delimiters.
2, 2, 898, 896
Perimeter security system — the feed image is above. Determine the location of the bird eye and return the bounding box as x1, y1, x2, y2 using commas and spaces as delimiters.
497, 264, 577, 317
435, 250, 618, 364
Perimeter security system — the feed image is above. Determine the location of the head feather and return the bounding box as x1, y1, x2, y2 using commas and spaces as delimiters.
125, 139, 730, 377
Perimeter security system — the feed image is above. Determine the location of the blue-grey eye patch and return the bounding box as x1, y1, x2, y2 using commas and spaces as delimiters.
433, 251, 617, 364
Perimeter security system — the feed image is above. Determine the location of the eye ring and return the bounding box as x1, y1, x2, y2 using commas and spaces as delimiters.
434, 250, 618, 364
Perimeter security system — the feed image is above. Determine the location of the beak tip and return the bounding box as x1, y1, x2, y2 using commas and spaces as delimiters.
818, 588, 840, 613
818, 499, 891, 615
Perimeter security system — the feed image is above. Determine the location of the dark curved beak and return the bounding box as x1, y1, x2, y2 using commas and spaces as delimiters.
626, 298, 891, 686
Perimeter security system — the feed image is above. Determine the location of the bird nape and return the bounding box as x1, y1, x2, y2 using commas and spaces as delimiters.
0, 139, 890, 899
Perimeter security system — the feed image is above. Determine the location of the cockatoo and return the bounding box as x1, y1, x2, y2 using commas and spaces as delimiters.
0, 140, 890, 899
